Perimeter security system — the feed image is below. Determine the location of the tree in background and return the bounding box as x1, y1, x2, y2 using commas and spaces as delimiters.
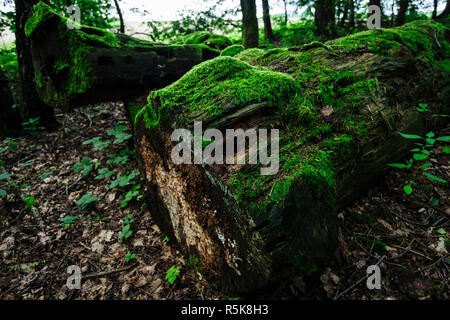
396, 0, 410, 25
113, 0, 124, 33
315, 0, 336, 37
49, 0, 112, 28
262, 0, 275, 41
240, 0, 259, 48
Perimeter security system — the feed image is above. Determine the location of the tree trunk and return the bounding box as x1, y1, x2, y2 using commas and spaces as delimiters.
349, 0, 355, 28
134, 22, 449, 293
433, 0, 438, 19
14, 0, 58, 129
25, 2, 220, 110
113, 0, 125, 33
283, 0, 288, 25
240, 0, 259, 48
262, 0, 275, 42
0, 68, 22, 137
396, 0, 410, 25
315, 0, 336, 37
437, 0, 450, 18
340, 0, 349, 27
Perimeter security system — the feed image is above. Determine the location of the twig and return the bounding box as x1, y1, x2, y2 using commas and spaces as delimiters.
83, 264, 137, 280
335, 255, 386, 300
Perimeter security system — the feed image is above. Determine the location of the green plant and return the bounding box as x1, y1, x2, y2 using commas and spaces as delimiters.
388, 105, 449, 195
163, 236, 169, 245
118, 214, 134, 243
107, 125, 132, 144
22, 117, 44, 133
165, 265, 181, 284
110, 172, 139, 189
83, 137, 111, 151
125, 251, 136, 262
95, 168, 115, 180
24, 196, 36, 210
40, 171, 54, 181
18, 159, 35, 167
76, 193, 99, 210
106, 154, 129, 165
74, 157, 93, 176
60, 215, 80, 227
121, 184, 141, 208
0, 138, 18, 153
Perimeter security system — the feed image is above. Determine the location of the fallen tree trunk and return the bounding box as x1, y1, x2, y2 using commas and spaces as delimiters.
25, 2, 220, 110
0, 68, 22, 137
134, 20, 450, 293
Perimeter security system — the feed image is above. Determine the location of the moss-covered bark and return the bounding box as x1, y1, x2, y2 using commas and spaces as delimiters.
25, 2, 220, 110
135, 20, 450, 293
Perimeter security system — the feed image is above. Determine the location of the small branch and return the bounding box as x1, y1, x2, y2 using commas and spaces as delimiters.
83, 264, 137, 280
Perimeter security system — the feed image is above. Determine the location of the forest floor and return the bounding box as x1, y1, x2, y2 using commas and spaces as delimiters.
0, 102, 449, 300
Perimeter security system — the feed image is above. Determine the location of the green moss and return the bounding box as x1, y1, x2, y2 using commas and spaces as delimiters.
136, 56, 300, 128
235, 48, 266, 64
25, 1, 55, 37
35, 74, 43, 88
184, 31, 232, 50
221, 45, 245, 57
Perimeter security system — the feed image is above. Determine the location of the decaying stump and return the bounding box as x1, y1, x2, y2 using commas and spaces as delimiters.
0, 68, 22, 137
134, 20, 450, 293
25, 2, 220, 110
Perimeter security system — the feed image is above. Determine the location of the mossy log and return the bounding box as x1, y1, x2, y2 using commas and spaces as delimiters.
25, 2, 220, 110
0, 68, 22, 137
134, 20, 450, 293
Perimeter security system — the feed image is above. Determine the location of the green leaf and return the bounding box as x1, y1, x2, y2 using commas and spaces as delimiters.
95, 168, 115, 180
436, 136, 450, 142
24, 196, 35, 209
443, 146, 450, 154
423, 173, 447, 184
387, 163, 407, 169
436, 228, 446, 235
413, 153, 428, 161
0, 189, 6, 197
403, 185, 413, 195
18, 159, 34, 167
76, 193, 99, 210
399, 133, 422, 140
426, 132, 435, 138
60, 216, 79, 227
0, 173, 11, 180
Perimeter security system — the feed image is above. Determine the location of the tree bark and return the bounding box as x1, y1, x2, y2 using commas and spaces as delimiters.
25, 2, 220, 110
134, 22, 449, 293
15, 0, 58, 129
282, 0, 288, 25
396, 0, 410, 25
240, 0, 259, 48
113, 0, 125, 33
0, 68, 22, 137
433, 0, 439, 19
315, 0, 336, 38
262, 0, 275, 42
349, 0, 355, 28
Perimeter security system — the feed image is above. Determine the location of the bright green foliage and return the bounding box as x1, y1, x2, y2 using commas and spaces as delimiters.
110, 172, 139, 189
136, 56, 299, 128
24, 196, 36, 210
121, 185, 141, 208
125, 252, 136, 262
60, 215, 80, 228
165, 266, 181, 284
183, 31, 231, 50
95, 168, 115, 180
74, 157, 93, 176
221, 45, 245, 57
83, 137, 111, 151
118, 214, 134, 242
107, 125, 133, 144
76, 193, 99, 210
107, 154, 129, 165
